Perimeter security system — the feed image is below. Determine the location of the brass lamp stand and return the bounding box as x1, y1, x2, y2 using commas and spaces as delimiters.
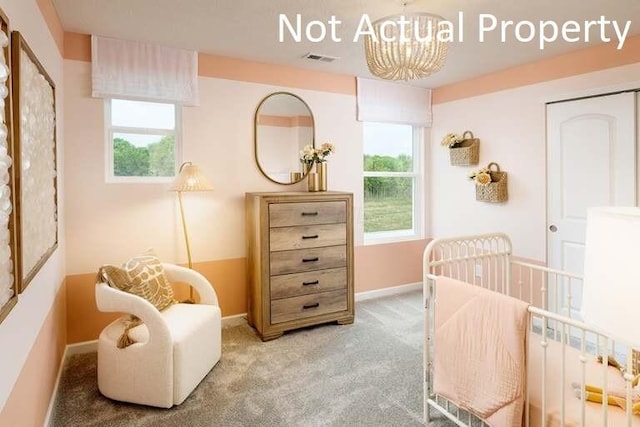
170, 161, 213, 299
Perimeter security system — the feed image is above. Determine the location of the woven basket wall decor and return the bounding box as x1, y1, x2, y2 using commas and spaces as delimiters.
449, 131, 479, 166
475, 162, 508, 203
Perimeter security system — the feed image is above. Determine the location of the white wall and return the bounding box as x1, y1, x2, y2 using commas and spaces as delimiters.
0, 0, 65, 413
430, 62, 640, 261
64, 60, 363, 274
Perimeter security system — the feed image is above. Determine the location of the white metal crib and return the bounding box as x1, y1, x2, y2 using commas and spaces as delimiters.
423, 233, 638, 427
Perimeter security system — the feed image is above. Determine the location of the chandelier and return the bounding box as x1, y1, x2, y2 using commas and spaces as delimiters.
364, 12, 449, 81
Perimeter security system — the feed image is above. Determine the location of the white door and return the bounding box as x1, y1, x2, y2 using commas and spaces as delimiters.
547, 92, 636, 318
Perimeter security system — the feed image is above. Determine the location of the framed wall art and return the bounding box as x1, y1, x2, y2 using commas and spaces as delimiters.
11, 31, 57, 292
0, 8, 18, 323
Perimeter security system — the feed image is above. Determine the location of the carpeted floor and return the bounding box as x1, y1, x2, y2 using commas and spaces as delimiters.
52, 290, 454, 426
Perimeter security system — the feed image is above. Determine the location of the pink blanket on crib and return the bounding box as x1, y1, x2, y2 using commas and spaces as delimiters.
434, 276, 529, 427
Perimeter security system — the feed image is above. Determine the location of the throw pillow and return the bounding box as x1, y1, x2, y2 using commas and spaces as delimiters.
99, 250, 176, 312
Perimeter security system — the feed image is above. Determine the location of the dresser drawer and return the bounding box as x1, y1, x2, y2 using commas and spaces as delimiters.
269, 201, 346, 227
271, 267, 347, 299
270, 223, 346, 252
271, 290, 347, 324
270, 245, 346, 276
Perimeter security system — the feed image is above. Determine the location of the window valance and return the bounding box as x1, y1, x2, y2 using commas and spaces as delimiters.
356, 77, 432, 127
91, 35, 198, 106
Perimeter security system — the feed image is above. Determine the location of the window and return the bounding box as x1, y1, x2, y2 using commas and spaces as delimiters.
363, 122, 423, 243
105, 99, 181, 182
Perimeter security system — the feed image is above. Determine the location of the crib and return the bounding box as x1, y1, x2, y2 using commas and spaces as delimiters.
423, 233, 639, 427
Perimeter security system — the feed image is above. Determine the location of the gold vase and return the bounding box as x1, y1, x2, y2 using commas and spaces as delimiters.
307, 172, 320, 192
290, 172, 302, 183
316, 162, 327, 191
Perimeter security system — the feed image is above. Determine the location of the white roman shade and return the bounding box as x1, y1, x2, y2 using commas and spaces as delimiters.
91, 35, 199, 105
356, 77, 432, 127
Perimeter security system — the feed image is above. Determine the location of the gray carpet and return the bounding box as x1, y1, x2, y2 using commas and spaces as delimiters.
52, 290, 454, 426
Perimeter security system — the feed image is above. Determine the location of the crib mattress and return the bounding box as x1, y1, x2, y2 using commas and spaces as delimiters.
527, 333, 639, 427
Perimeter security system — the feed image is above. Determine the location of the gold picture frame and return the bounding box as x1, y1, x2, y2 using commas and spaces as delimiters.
11, 31, 57, 293
0, 8, 18, 323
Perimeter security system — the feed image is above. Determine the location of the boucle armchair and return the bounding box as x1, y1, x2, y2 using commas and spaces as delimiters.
95, 263, 222, 408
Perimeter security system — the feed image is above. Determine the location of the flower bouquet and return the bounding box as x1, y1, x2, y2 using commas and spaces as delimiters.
442, 130, 479, 166
468, 167, 492, 185
469, 162, 508, 203
299, 142, 335, 165
441, 133, 464, 148
300, 142, 334, 191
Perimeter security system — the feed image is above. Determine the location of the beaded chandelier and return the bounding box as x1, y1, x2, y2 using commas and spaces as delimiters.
364, 12, 449, 81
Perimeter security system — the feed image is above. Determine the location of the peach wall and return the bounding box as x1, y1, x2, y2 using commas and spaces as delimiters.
257, 114, 313, 128
197, 54, 355, 95
430, 62, 640, 261
0, 0, 66, 421
355, 239, 430, 290
433, 34, 640, 104
63, 31, 90, 62
35, 0, 63, 54
0, 281, 66, 427
65, 273, 120, 344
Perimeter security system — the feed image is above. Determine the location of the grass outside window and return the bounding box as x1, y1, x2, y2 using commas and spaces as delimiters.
363, 122, 422, 241
364, 194, 412, 233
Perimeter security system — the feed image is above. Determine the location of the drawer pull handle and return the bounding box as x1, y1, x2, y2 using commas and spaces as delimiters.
301, 212, 319, 216
303, 302, 320, 309
302, 280, 319, 286
302, 235, 319, 240
302, 257, 319, 263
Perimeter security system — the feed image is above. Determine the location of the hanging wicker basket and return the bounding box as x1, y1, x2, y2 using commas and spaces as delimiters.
449, 131, 480, 166
475, 162, 508, 203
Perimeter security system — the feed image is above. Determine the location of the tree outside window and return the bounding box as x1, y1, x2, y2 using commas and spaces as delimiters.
106, 99, 180, 182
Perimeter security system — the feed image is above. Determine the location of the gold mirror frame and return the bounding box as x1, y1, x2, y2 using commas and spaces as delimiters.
254, 92, 315, 185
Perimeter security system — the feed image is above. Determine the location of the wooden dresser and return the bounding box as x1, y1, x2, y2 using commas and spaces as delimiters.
245, 191, 354, 341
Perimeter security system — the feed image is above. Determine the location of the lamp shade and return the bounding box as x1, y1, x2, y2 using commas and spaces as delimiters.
582, 207, 640, 348
170, 162, 213, 192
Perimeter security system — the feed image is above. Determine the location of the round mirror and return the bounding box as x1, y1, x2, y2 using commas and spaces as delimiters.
254, 92, 315, 184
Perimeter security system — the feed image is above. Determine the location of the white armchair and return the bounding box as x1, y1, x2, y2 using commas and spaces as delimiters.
95, 263, 222, 408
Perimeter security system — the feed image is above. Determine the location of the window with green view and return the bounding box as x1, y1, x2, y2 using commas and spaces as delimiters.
363, 122, 423, 241
106, 99, 181, 182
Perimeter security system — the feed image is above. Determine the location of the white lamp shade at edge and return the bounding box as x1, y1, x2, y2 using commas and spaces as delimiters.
581, 206, 640, 349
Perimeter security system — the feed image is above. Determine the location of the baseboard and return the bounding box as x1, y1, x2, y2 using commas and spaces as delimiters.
222, 313, 248, 327
355, 282, 421, 302
44, 339, 99, 426
65, 340, 98, 356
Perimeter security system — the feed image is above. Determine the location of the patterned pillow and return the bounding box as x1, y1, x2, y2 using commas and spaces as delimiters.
99, 250, 176, 311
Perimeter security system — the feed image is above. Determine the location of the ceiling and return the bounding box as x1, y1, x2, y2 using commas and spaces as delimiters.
51, 0, 640, 88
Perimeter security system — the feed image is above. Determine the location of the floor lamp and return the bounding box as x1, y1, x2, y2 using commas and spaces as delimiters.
170, 162, 213, 299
